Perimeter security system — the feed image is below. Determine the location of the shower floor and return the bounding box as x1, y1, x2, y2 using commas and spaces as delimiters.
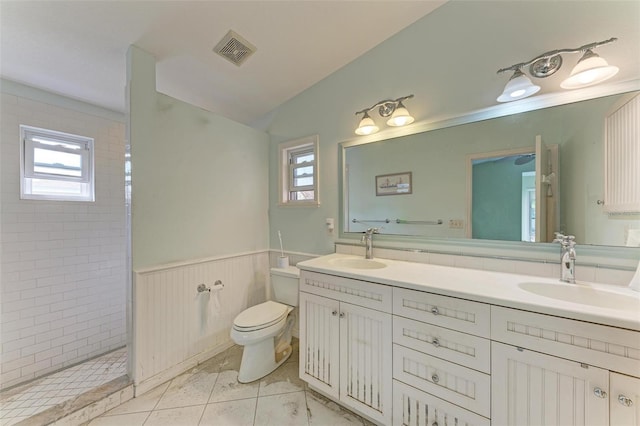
0, 348, 127, 425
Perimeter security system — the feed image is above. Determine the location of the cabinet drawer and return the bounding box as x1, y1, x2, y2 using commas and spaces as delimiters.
492, 305, 640, 378
393, 287, 490, 338
393, 316, 490, 374
393, 344, 491, 418
300, 270, 392, 313
393, 380, 490, 426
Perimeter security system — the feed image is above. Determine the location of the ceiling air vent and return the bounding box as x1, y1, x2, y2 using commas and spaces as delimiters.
213, 30, 256, 67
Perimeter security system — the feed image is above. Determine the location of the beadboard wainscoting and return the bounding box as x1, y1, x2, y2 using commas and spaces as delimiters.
132, 251, 269, 395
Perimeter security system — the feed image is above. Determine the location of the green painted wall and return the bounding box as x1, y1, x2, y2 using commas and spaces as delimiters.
472, 159, 535, 241
265, 2, 639, 255
127, 47, 269, 269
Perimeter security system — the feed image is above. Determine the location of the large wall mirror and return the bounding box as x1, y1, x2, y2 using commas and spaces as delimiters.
341, 91, 639, 248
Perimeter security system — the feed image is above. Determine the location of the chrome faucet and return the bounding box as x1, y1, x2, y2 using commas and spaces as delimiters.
553, 232, 576, 283
361, 228, 379, 259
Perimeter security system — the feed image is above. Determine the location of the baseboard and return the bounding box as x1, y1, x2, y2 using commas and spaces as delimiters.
133, 340, 235, 397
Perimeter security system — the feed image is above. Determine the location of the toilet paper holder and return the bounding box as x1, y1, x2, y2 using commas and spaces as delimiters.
197, 280, 224, 293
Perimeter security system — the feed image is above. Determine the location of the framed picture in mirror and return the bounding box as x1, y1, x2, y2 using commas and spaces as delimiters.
376, 172, 412, 196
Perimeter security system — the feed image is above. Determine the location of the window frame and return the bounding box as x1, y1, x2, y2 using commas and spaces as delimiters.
20, 125, 95, 202
278, 135, 319, 207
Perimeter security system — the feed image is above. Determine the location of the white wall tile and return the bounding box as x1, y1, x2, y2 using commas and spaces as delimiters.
0, 94, 126, 389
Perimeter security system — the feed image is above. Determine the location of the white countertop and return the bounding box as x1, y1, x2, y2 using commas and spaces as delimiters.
297, 253, 640, 331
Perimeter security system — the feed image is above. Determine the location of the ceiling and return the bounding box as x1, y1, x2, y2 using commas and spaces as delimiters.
0, 1, 445, 125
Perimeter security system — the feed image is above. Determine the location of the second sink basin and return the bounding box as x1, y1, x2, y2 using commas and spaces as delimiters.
329, 257, 387, 270
518, 281, 640, 310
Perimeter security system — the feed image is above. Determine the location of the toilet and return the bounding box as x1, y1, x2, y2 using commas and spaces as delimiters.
230, 266, 299, 383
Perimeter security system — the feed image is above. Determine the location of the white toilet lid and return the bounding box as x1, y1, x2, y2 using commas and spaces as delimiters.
233, 301, 288, 330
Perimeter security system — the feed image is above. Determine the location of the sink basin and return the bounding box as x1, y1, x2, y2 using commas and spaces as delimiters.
518, 282, 640, 310
329, 258, 387, 270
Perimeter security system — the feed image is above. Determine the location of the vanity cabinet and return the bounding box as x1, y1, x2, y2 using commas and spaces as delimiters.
299, 271, 393, 425
297, 256, 640, 426
491, 305, 640, 426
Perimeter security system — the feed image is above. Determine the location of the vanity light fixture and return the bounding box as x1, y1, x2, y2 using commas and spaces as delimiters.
355, 95, 414, 135
497, 38, 618, 102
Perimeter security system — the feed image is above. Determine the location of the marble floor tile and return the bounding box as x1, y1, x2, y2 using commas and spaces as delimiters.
197, 351, 227, 374
218, 348, 243, 372
258, 361, 305, 397
86, 411, 149, 425
104, 382, 169, 416
143, 405, 205, 426
155, 370, 218, 410
199, 398, 257, 426
89, 339, 372, 426
254, 391, 309, 426
209, 370, 259, 403
305, 390, 371, 426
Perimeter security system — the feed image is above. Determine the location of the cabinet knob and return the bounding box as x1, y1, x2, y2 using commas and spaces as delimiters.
432, 422, 438, 426
593, 387, 607, 399
431, 307, 440, 315
332, 310, 338, 316
339, 312, 345, 318
618, 395, 634, 407
432, 338, 440, 348
431, 373, 440, 384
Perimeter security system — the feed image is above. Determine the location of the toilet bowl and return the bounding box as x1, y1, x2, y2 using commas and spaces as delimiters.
230, 266, 299, 383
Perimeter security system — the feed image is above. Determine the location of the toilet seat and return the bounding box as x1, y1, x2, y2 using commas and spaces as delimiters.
233, 301, 288, 332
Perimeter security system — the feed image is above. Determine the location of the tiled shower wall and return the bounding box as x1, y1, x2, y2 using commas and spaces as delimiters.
0, 91, 126, 390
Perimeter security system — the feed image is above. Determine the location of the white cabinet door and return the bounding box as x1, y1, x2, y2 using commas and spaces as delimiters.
339, 301, 392, 425
299, 292, 340, 399
610, 372, 640, 426
393, 380, 490, 426
492, 342, 609, 426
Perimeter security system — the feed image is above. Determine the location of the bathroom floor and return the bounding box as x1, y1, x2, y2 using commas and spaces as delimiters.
0, 348, 128, 425
88, 339, 373, 426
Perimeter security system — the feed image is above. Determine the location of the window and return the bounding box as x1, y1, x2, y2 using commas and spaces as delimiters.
20, 125, 94, 201
279, 135, 319, 206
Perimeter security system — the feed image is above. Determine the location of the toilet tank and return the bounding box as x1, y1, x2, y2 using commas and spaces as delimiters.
270, 266, 300, 307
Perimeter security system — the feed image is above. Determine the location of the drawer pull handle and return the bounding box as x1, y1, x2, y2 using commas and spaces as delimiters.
594, 387, 607, 399
431, 307, 440, 315
432, 338, 440, 348
618, 395, 634, 407
431, 373, 440, 384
